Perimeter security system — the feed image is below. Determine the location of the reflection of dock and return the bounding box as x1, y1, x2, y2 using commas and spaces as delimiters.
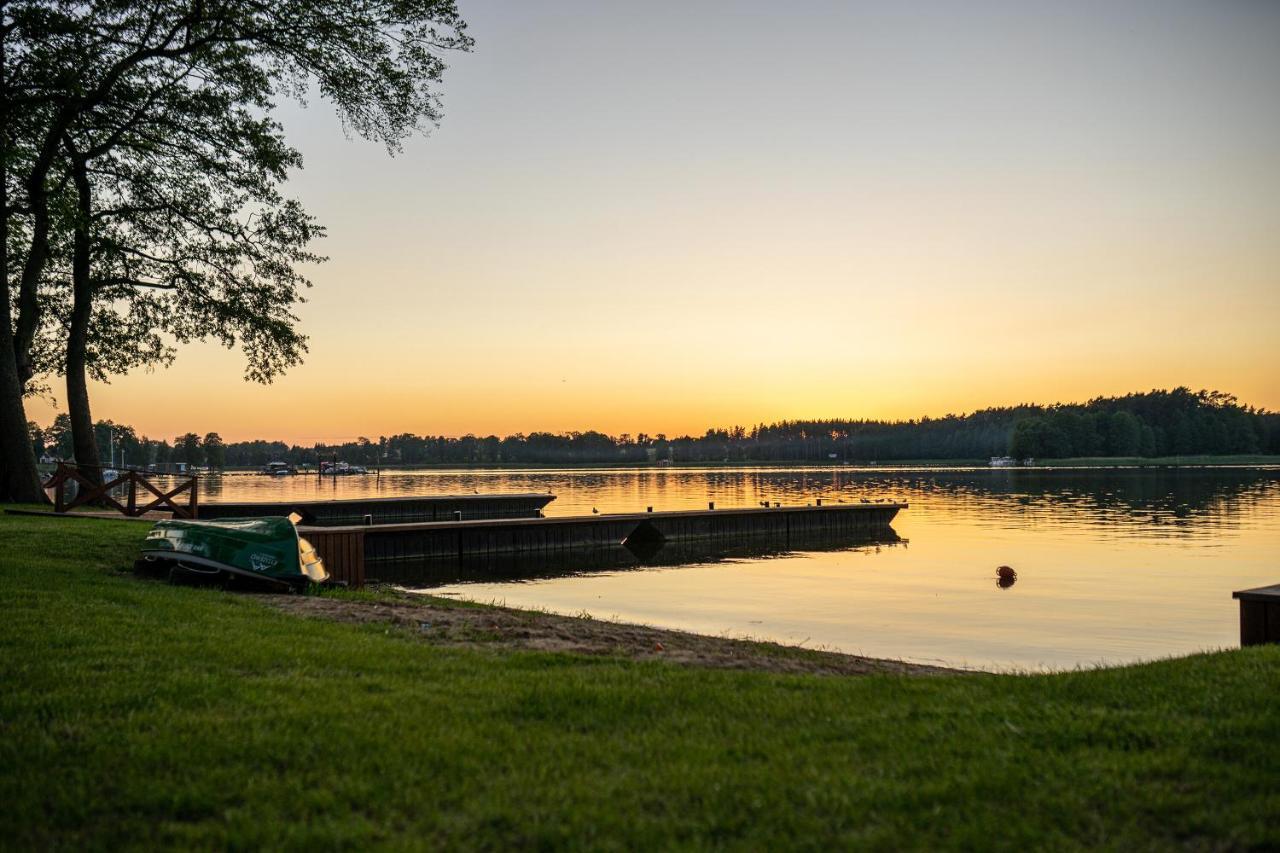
195, 493, 556, 526
376, 526, 904, 588
304, 502, 905, 587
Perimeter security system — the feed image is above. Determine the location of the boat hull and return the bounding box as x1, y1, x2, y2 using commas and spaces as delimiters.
140, 516, 327, 588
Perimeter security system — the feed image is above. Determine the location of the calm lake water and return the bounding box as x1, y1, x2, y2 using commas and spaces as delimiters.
201, 466, 1280, 671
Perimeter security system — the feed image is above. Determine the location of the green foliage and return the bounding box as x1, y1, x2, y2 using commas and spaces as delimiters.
1007, 388, 1274, 459
92, 420, 140, 467
43, 412, 73, 459
1, 512, 1278, 848
202, 433, 226, 470
1009, 417, 1045, 460
36, 388, 1280, 467
26, 420, 45, 457
1, 0, 474, 501
175, 432, 203, 468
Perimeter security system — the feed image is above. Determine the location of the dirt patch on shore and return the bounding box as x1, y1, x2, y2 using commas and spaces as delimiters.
266, 591, 959, 677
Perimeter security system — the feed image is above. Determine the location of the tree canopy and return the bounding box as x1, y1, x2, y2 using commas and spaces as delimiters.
1, 0, 472, 500
32, 389, 1280, 469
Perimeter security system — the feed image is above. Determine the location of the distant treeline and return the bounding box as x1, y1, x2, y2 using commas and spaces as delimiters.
30, 388, 1280, 469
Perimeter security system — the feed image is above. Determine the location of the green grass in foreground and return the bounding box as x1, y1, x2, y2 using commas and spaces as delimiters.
1, 511, 1277, 849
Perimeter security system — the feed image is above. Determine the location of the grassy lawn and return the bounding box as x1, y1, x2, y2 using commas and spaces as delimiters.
2, 510, 1277, 849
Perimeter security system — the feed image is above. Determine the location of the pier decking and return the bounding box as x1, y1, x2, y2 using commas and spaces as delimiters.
195, 493, 556, 526
304, 502, 905, 588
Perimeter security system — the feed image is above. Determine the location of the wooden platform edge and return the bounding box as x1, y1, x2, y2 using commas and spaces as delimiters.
201, 492, 557, 509
305, 502, 910, 534
305, 528, 366, 588
1233, 584, 1280, 647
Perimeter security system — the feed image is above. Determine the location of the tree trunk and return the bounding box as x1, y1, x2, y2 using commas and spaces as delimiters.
0, 47, 49, 503
66, 158, 103, 489
14, 172, 50, 388
0, 310, 47, 502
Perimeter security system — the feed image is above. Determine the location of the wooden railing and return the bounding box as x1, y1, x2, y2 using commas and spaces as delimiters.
42, 463, 199, 518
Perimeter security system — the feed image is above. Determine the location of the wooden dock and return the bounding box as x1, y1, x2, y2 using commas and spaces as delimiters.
1233, 584, 1280, 646
370, 524, 904, 588
195, 493, 556, 526
303, 502, 905, 588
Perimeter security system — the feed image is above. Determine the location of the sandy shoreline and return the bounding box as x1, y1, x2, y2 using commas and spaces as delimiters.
268, 589, 961, 677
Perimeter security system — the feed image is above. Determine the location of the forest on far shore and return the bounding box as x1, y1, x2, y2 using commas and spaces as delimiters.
30, 388, 1280, 469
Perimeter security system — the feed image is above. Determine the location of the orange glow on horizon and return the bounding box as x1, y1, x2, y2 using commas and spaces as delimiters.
20, 2, 1280, 444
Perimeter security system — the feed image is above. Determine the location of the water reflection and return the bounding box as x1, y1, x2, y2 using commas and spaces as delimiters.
374, 527, 903, 588
414, 467, 1277, 672
188, 465, 1280, 670
197, 466, 1279, 538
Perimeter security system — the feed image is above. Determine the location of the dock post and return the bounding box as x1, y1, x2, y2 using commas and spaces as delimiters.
1233, 585, 1280, 646
305, 528, 366, 588
708, 501, 715, 510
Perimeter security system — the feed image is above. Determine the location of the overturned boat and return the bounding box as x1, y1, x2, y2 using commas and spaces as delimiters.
137, 514, 328, 591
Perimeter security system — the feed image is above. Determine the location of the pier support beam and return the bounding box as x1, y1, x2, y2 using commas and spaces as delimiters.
1233, 585, 1280, 646
304, 529, 366, 588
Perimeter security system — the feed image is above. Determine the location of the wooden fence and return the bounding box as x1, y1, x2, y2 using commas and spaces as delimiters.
43, 463, 199, 518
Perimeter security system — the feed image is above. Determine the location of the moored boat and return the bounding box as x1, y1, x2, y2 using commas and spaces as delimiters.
136, 514, 328, 590
319, 461, 369, 475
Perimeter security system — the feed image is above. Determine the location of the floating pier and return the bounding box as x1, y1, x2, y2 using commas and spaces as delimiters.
303, 502, 905, 588
194, 493, 556, 526
1233, 584, 1280, 646
372, 523, 904, 588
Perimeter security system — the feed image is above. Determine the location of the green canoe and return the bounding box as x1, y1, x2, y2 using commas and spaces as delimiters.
138, 516, 328, 590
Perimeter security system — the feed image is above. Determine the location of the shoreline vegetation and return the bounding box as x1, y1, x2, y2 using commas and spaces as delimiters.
3, 510, 1278, 847
32, 388, 1280, 473
257, 453, 1280, 471
37, 454, 1280, 475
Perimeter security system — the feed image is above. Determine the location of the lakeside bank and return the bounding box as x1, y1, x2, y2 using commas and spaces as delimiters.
59, 453, 1280, 477
2, 509, 1278, 848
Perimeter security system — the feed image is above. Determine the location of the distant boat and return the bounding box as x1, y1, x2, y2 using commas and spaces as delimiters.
260, 461, 295, 476
319, 461, 369, 475
990, 456, 1016, 467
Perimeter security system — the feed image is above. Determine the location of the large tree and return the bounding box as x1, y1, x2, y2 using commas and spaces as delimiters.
54, 74, 318, 485
1, 0, 471, 501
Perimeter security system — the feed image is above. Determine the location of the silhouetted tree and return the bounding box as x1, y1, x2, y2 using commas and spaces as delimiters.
175, 432, 202, 469
1, 0, 471, 501
27, 420, 44, 458
202, 433, 225, 470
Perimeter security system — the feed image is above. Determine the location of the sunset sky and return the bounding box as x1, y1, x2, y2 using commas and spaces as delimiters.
27, 0, 1280, 444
